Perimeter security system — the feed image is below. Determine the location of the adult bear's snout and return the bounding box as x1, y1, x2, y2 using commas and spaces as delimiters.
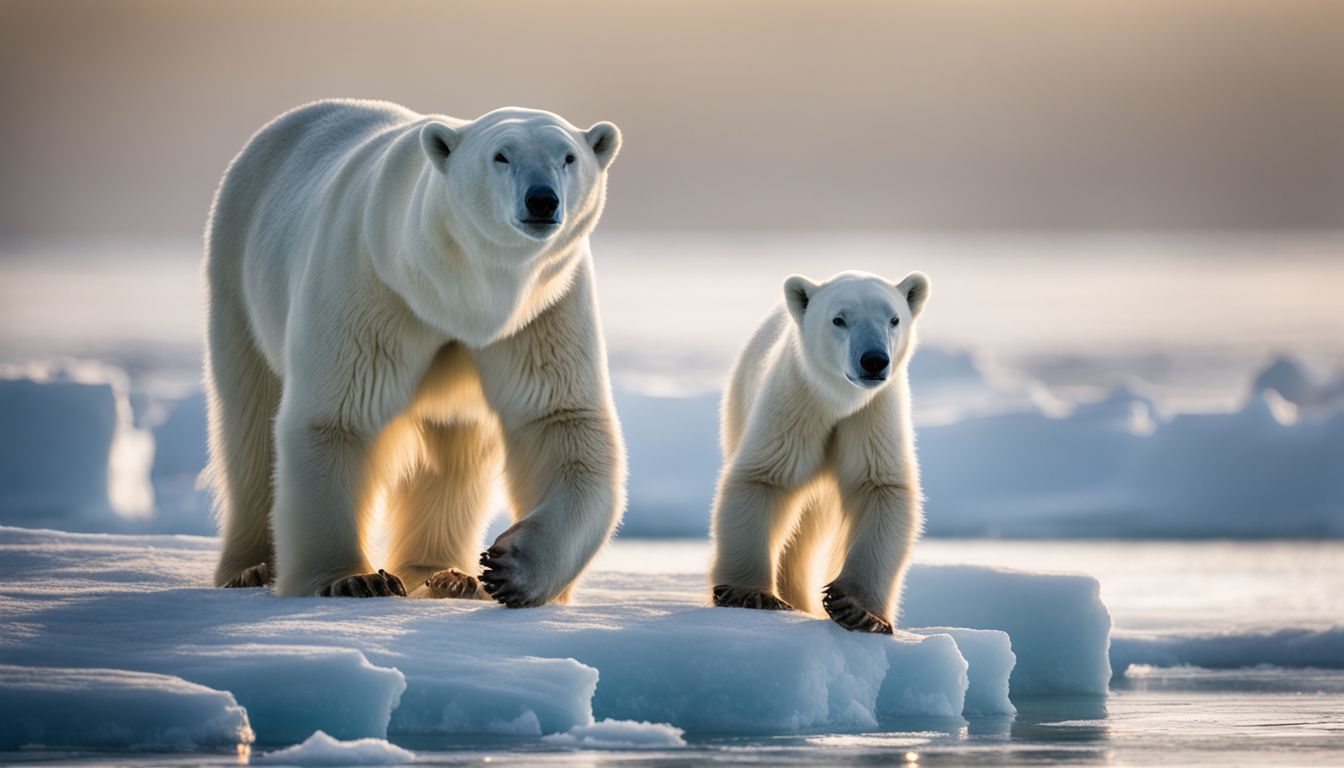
859, 350, 890, 377
524, 185, 560, 221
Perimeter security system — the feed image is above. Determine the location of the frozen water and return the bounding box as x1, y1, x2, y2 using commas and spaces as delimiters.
1112, 626, 1344, 673
542, 719, 687, 749
255, 731, 413, 765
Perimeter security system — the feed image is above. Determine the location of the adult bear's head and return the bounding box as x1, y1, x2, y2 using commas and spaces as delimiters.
419, 107, 621, 247
783, 270, 931, 393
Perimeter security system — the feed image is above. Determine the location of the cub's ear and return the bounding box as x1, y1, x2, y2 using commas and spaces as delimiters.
896, 271, 931, 318
783, 274, 821, 326
420, 121, 461, 173
585, 122, 622, 170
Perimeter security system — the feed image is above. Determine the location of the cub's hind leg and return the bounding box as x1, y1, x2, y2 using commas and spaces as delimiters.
776, 482, 843, 616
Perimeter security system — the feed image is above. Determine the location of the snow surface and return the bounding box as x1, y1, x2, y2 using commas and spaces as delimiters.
256, 731, 414, 765
542, 719, 687, 749
0, 665, 253, 750
0, 526, 1135, 751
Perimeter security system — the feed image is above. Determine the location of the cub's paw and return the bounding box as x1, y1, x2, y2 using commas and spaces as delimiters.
479, 523, 549, 608
319, 569, 407, 598
420, 568, 490, 600
712, 584, 794, 611
822, 583, 893, 634
222, 562, 273, 589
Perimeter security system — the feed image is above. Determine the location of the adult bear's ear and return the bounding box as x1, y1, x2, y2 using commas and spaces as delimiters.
783, 275, 820, 326
896, 271, 931, 319
585, 122, 622, 170
420, 121, 460, 173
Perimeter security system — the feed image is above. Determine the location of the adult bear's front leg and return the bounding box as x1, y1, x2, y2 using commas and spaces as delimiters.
271, 412, 398, 597
474, 260, 626, 608
479, 407, 624, 607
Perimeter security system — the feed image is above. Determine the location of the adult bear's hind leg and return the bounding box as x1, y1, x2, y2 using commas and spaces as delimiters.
208, 295, 281, 589
386, 420, 503, 598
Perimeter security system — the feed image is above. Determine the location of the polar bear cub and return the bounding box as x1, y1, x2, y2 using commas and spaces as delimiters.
206, 100, 626, 602
710, 271, 930, 633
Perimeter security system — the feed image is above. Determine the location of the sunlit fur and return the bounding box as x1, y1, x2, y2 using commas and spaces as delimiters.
205, 99, 625, 599
710, 271, 931, 624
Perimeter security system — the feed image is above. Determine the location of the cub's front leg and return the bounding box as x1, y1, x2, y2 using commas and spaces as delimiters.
826, 393, 923, 633
709, 472, 798, 612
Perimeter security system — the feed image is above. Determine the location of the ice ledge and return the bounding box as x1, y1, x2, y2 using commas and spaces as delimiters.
0, 527, 1124, 746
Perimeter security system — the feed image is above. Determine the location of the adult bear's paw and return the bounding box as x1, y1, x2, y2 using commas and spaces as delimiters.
418, 568, 490, 600
319, 569, 407, 598
222, 562, 273, 589
822, 582, 893, 634
712, 584, 795, 611
478, 522, 552, 608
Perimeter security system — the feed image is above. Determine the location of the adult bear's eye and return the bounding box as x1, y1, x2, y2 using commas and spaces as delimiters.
494, 153, 509, 164
564, 154, 576, 165
890, 317, 900, 327
832, 317, 846, 328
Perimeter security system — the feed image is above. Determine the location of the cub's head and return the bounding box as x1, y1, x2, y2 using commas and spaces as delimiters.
784, 271, 931, 391
419, 107, 621, 245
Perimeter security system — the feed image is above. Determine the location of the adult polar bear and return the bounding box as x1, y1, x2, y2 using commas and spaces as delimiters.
206, 99, 626, 602
711, 271, 930, 633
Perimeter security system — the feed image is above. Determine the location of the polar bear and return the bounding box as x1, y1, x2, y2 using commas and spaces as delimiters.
205, 99, 626, 602
709, 271, 930, 633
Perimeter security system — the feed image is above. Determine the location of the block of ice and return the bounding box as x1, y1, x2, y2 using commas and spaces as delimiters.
0, 376, 117, 529
901, 564, 1112, 695
256, 730, 413, 765
0, 665, 253, 750
911, 628, 1016, 715
542, 719, 687, 749
875, 631, 968, 719
164, 646, 407, 745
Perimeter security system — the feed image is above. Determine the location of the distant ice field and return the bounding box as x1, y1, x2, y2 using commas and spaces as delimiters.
3, 232, 1342, 408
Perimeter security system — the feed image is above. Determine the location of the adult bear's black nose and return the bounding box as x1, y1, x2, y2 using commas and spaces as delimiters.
860, 350, 890, 376
524, 186, 560, 220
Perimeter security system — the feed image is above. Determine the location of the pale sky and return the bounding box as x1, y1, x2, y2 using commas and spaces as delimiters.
2, 0, 1342, 240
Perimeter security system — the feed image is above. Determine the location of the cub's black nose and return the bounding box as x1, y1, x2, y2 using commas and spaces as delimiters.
524, 186, 560, 220
860, 350, 890, 376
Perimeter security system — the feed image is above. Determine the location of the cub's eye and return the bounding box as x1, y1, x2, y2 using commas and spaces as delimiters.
564, 154, 576, 165
832, 317, 846, 328
890, 317, 900, 327
494, 153, 509, 164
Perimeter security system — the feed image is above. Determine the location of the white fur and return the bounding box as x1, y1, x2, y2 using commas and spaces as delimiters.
205, 99, 626, 600
710, 271, 930, 625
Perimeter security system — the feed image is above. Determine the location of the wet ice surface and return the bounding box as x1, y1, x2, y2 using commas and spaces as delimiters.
3, 538, 1343, 766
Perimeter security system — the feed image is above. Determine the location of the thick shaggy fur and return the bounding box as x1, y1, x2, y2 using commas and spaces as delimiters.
710, 271, 930, 632
205, 99, 626, 601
